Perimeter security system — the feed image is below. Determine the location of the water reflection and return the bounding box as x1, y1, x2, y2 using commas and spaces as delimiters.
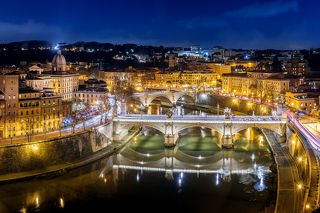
0, 127, 275, 213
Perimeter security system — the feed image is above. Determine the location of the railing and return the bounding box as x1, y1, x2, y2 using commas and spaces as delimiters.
117, 114, 283, 123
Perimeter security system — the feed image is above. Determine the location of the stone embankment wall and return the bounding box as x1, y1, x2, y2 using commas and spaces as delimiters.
0, 124, 112, 175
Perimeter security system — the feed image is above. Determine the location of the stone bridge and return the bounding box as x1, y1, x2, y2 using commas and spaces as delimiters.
112, 114, 287, 148
131, 91, 195, 107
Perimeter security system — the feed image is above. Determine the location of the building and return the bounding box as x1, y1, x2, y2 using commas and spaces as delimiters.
222, 72, 290, 102
283, 59, 310, 76
0, 73, 19, 138
74, 78, 108, 105
154, 71, 180, 87
0, 51, 79, 139
50, 51, 79, 101
208, 63, 232, 80
180, 70, 217, 88
286, 92, 318, 113
98, 70, 134, 91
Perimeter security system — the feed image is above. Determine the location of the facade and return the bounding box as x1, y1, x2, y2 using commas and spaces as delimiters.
50, 73, 79, 101
99, 71, 134, 90
208, 63, 232, 80
222, 72, 290, 102
0, 73, 19, 138
25, 76, 51, 91
154, 72, 180, 87
74, 78, 108, 105
284, 59, 310, 76
180, 70, 217, 87
286, 92, 318, 112
74, 88, 108, 105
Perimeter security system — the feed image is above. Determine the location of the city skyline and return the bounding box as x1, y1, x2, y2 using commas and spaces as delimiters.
0, 0, 320, 49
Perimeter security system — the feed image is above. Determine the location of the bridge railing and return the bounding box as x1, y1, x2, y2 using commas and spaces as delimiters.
119, 113, 282, 120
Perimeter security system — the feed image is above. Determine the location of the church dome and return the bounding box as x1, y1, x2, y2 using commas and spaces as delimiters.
52, 50, 67, 72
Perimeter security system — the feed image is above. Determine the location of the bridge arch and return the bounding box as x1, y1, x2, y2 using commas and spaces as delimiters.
176, 94, 195, 104
173, 123, 224, 135
148, 95, 174, 106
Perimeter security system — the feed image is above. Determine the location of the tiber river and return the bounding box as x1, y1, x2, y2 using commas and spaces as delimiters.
0, 125, 276, 213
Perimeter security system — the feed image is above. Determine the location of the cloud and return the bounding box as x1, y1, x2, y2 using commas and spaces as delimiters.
226, 0, 298, 18
0, 20, 62, 42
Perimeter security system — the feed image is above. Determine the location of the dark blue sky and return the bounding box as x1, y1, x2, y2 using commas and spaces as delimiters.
0, 0, 319, 49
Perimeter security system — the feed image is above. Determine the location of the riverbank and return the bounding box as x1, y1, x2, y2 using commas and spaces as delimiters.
262, 129, 303, 213
0, 127, 140, 184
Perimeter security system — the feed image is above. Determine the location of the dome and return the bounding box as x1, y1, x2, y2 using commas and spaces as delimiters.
52, 50, 67, 72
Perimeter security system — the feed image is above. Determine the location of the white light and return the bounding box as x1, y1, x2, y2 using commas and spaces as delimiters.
178, 178, 182, 186
180, 172, 184, 178
216, 173, 219, 185
59, 198, 64, 208
136, 174, 140, 182
251, 154, 255, 161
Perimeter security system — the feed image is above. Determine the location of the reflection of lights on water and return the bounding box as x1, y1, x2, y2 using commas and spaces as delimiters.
251, 154, 255, 161
136, 174, 140, 182
32, 144, 39, 152
180, 172, 184, 178
35, 196, 39, 208
104, 178, 107, 183
255, 166, 266, 191
198, 155, 203, 160
216, 174, 219, 186
20, 207, 27, 213
59, 198, 65, 208
178, 178, 182, 186
200, 128, 206, 138
146, 153, 150, 157
259, 136, 264, 146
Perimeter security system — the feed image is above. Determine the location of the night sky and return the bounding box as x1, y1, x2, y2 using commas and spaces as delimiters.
0, 0, 319, 49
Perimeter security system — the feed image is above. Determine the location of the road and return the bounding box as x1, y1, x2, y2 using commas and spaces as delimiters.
262, 129, 304, 213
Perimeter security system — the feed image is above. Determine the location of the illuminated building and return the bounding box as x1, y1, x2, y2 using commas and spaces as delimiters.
98, 70, 134, 91
0, 72, 19, 138
154, 72, 180, 87
74, 78, 108, 105
0, 51, 79, 139
286, 92, 318, 112
50, 51, 79, 101
222, 72, 290, 101
208, 63, 232, 80
26, 51, 79, 101
283, 59, 310, 76
180, 70, 217, 88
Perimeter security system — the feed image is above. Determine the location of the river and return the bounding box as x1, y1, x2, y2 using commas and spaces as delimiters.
0, 125, 276, 213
